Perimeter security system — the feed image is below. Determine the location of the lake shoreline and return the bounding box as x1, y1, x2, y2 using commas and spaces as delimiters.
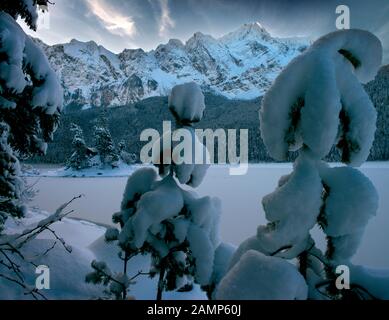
22, 161, 389, 178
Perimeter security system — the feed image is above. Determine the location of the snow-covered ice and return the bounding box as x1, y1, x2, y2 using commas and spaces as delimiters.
24, 163, 389, 269
4, 161, 389, 299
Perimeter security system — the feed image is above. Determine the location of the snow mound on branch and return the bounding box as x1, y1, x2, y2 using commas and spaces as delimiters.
319, 166, 378, 237
0, 16, 27, 95
328, 231, 365, 262
259, 29, 381, 164
120, 167, 157, 210
168, 82, 205, 123
185, 193, 221, 241
334, 56, 377, 166
314, 29, 382, 83
216, 250, 308, 300
125, 176, 184, 248
211, 242, 236, 286
183, 193, 222, 285
0, 12, 63, 114
257, 154, 322, 257
227, 236, 269, 270
187, 224, 215, 285
152, 126, 210, 187
172, 127, 210, 187
260, 48, 341, 160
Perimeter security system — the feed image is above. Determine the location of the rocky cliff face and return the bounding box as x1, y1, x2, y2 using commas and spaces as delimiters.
36, 22, 309, 109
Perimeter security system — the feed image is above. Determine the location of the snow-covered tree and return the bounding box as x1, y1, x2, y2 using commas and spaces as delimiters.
217, 30, 386, 300
118, 140, 126, 153
0, 1, 74, 299
118, 139, 137, 165
0, 0, 47, 31
93, 109, 119, 168
66, 123, 96, 170
85, 260, 140, 300
0, 123, 25, 230
94, 126, 119, 167
0, 1, 62, 228
87, 83, 223, 300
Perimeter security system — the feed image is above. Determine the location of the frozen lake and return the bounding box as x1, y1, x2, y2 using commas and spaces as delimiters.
27, 163, 389, 269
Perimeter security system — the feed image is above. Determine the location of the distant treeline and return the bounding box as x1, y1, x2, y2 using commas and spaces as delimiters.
31, 65, 389, 164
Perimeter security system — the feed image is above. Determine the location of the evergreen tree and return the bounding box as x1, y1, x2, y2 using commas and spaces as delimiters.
0, 0, 62, 229
217, 30, 385, 300
93, 109, 119, 168
66, 123, 96, 170
118, 140, 125, 153
0, 0, 48, 31
118, 139, 137, 165
0, 1, 79, 299
0, 123, 25, 231
87, 83, 222, 300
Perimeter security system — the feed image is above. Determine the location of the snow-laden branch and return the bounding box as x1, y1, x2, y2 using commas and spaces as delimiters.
260, 29, 382, 166
218, 30, 386, 300
0, 11, 63, 114
0, 195, 82, 299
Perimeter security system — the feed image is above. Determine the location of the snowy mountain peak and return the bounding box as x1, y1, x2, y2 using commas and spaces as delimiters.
64, 38, 112, 62
220, 21, 271, 43
68, 38, 99, 51
155, 38, 185, 53
238, 22, 269, 36
167, 38, 185, 48
38, 22, 309, 109
186, 32, 218, 47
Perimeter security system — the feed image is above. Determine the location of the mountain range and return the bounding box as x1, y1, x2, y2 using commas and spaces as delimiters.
31, 64, 389, 164
35, 22, 309, 109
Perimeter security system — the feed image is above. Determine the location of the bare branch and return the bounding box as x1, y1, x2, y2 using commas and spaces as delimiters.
130, 270, 150, 281
0, 273, 47, 300
0, 195, 83, 300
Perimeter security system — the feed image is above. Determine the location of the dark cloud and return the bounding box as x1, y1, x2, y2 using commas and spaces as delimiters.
20, 0, 389, 63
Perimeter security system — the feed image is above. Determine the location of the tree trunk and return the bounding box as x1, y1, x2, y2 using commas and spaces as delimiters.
122, 253, 129, 300
298, 250, 308, 279
156, 264, 166, 301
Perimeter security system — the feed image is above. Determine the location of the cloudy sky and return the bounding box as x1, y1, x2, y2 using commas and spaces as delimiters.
20, 0, 389, 62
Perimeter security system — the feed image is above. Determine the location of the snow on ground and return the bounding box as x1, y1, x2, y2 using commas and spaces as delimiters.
22, 163, 146, 178
1, 209, 206, 300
